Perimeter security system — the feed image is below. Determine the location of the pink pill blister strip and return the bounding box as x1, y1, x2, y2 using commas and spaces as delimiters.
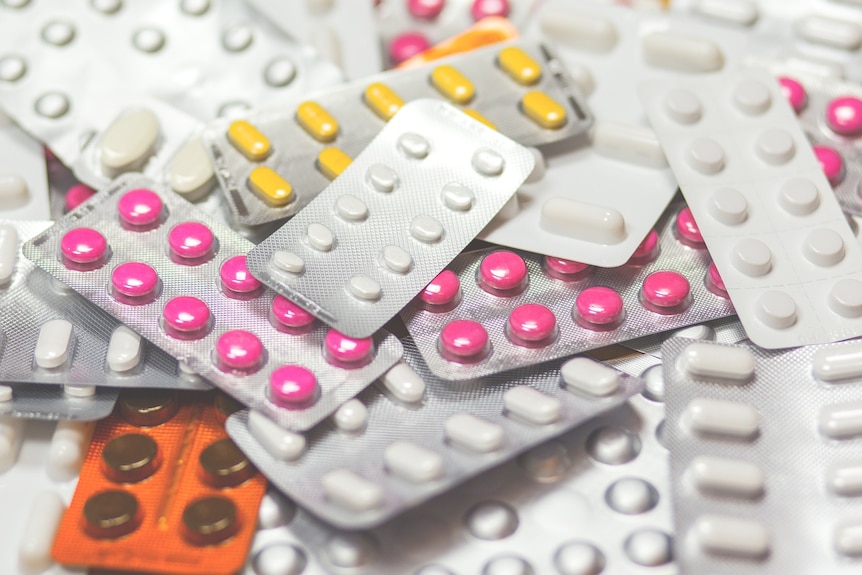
22, 174, 403, 431
639, 70, 862, 349
401, 201, 735, 380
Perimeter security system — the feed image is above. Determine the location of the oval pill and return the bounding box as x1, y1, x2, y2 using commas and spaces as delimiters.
561, 357, 620, 396
397, 132, 430, 159
168, 137, 215, 200
503, 386, 562, 425
590, 122, 667, 168
381, 245, 412, 274
796, 15, 862, 51
684, 398, 760, 439
541, 197, 626, 244
384, 441, 444, 483
318, 147, 352, 180
306, 223, 334, 251
835, 523, 862, 556
0, 225, 18, 285
689, 455, 765, 498
814, 341, 862, 382
35, 319, 73, 368
335, 195, 368, 223
827, 462, 862, 496
521, 91, 567, 129
99, 108, 160, 177
445, 413, 504, 453
820, 401, 862, 439
693, 0, 758, 26
247, 410, 306, 461
539, 8, 619, 52
678, 343, 755, 382
363, 82, 403, 121
322, 469, 383, 511
107, 325, 142, 372
430, 65, 475, 104
248, 166, 293, 208
347, 275, 381, 302
227, 120, 272, 161
441, 182, 474, 211
296, 101, 339, 143
497, 46, 542, 86
381, 361, 425, 403
18, 492, 65, 573
642, 32, 725, 72
693, 515, 770, 558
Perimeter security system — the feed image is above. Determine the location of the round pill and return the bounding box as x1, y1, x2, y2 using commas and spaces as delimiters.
507, 304, 556, 343
41, 20, 76, 47
324, 330, 373, 365
440, 320, 489, 359
627, 230, 660, 264
732, 238, 772, 276
544, 256, 592, 279
216, 330, 264, 371
732, 79, 771, 115
389, 32, 431, 65
117, 188, 163, 226
408, 0, 445, 19
778, 178, 820, 215
348, 275, 382, 302
34, 92, 70, 119
707, 187, 747, 225
574, 286, 625, 328
605, 477, 659, 515
803, 228, 845, 267
664, 88, 702, 124
755, 290, 797, 329
554, 541, 606, 575
102, 433, 159, 483
64, 183, 95, 212
755, 128, 795, 165
111, 262, 159, 298
706, 262, 728, 297
61, 227, 107, 264
826, 96, 862, 136
269, 365, 318, 406
676, 207, 705, 247
421, 270, 461, 307
641, 271, 691, 313
133, 28, 166, 53
168, 221, 214, 260
0, 55, 26, 82
624, 530, 672, 567
271, 295, 316, 330
162, 296, 211, 334
478, 251, 528, 293
181, 0, 210, 15
829, 278, 862, 318
90, 0, 122, 14
181, 496, 239, 546
685, 137, 724, 174
199, 438, 255, 487
779, 77, 807, 114
253, 543, 308, 575
813, 145, 845, 186
219, 255, 262, 294
83, 490, 140, 539
471, 0, 510, 20
119, 389, 178, 427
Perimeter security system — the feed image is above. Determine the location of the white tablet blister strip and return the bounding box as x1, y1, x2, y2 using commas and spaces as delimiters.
663, 337, 862, 574
403, 201, 735, 381
0, 383, 117, 422
0, 220, 207, 392
226, 338, 643, 530
481, 2, 751, 267
639, 70, 862, 348
0, 111, 50, 221
22, 174, 403, 431
246, 99, 535, 339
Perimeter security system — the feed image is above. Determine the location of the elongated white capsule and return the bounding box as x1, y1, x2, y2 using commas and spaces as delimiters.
18, 491, 66, 573
677, 343, 755, 382
590, 122, 668, 168
47, 420, 95, 482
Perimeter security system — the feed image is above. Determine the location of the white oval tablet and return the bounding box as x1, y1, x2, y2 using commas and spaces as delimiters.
248, 410, 306, 461
504, 386, 562, 425
693, 0, 758, 26
693, 514, 770, 558
796, 15, 862, 51
0, 224, 18, 285
441, 182, 474, 211
590, 122, 667, 168
814, 341, 862, 382
270, 250, 304, 275
410, 215, 443, 243
99, 108, 160, 177
322, 469, 383, 511
306, 223, 334, 251
539, 9, 618, 52
444, 413, 504, 453
397, 132, 430, 159
107, 325, 142, 372
642, 32, 724, 72
168, 137, 215, 201
472, 148, 505, 176
540, 197, 626, 244
684, 397, 759, 439
366, 164, 399, 193
381, 361, 425, 403
0, 174, 30, 210
335, 195, 368, 222
384, 441, 444, 483
819, 400, 862, 439
561, 357, 620, 396
381, 245, 412, 274
677, 342, 755, 382
333, 399, 367, 432
35, 319, 72, 369
347, 275, 381, 302
689, 455, 765, 498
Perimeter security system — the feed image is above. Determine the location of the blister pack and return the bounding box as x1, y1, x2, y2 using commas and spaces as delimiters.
246, 99, 534, 339
662, 337, 862, 573
480, 2, 753, 267
0, 0, 344, 167
0, 383, 117, 422
394, 16, 520, 69
204, 40, 590, 225
624, 316, 749, 359
402, 200, 735, 381
0, 110, 50, 220
22, 174, 403, 431
639, 70, 862, 348
53, 389, 266, 575
226, 338, 643, 530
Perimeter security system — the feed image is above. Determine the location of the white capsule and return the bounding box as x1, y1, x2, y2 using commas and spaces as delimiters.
835, 522, 862, 556
381, 361, 425, 403
107, 325, 142, 372
384, 441, 444, 483
333, 399, 367, 432
677, 342, 755, 382
796, 15, 862, 51
540, 197, 626, 244
819, 401, 862, 439
444, 413, 504, 453
441, 182, 474, 211
814, 341, 862, 382
0, 417, 25, 473
248, 410, 306, 461
335, 195, 368, 222
0, 224, 18, 285
539, 8, 619, 52
504, 386, 562, 425
18, 491, 65, 573
693, 0, 758, 26
168, 137, 215, 201
590, 122, 667, 168
0, 175, 30, 210
472, 148, 505, 176
35, 319, 73, 369
47, 420, 95, 482
99, 108, 160, 178
381, 245, 412, 274
410, 215, 443, 243
271, 250, 305, 275
684, 398, 760, 439
693, 514, 770, 558
397, 133, 430, 159
827, 462, 862, 495
561, 357, 620, 396
347, 275, 381, 302
642, 32, 724, 73
306, 223, 334, 251
689, 455, 765, 498
322, 468, 383, 511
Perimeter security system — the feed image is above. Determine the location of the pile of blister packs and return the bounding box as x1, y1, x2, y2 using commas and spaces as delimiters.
2, 0, 862, 573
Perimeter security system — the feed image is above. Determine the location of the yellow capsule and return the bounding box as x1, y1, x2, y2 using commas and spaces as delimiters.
430, 65, 475, 105
248, 166, 293, 207
497, 46, 542, 86
317, 147, 352, 180
462, 109, 497, 131
227, 120, 271, 161
296, 101, 339, 143
521, 91, 567, 130
363, 83, 404, 121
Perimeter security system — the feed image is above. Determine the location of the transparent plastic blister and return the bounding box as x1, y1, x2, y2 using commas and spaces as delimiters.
403, 201, 735, 381
226, 338, 643, 530
0, 383, 117, 421
22, 175, 403, 431
204, 41, 591, 226
663, 337, 862, 574
640, 70, 862, 348
246, 99, 535, 339
0, 110, 50, 220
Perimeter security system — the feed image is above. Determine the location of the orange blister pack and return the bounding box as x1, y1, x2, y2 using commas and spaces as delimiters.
53, 390, 265, 575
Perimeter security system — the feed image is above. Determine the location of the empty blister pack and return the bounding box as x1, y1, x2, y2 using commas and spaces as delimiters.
639, 70, 862, 348
0, 383, 117, 422
22, 174, 403, 431
663, 337, 862, 573
204, 40, 590, 225
246, 99, 534, 339
0, 110, 49, 220
226, 338, 643, 529
403, 201, 735, 381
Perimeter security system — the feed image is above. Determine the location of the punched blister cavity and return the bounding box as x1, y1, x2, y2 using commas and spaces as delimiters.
639, 70, 862, 348
663, 337, 862, 574
204, 41, 590, 226
22, 174, 403, 431
247, 99, 534, 338
226, 338, 643, 530
403, 200, 735, 380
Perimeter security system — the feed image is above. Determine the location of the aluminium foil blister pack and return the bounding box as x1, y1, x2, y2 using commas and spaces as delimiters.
246, 99, 535, 339
402, 200, 736, 381
226, 338, 644, 530
639, 69, 862, 349
0, 383, 117, 421
624, 316, 749, 359
203, 40, 591, 226
0, 220, 209, 392
0, 110, 50, 220
22, 174, 403, 431
662, 337, 862, 573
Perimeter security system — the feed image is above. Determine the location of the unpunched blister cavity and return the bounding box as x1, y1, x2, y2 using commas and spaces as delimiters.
663, 337, 862, 574
403, 201, 734, 380
639, 70, 862, 348
226, 338, 643, 530
22, 175, 403, 431
246, 99, 534, 338
0, 381, 118, 421
204, 40, 590, 226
